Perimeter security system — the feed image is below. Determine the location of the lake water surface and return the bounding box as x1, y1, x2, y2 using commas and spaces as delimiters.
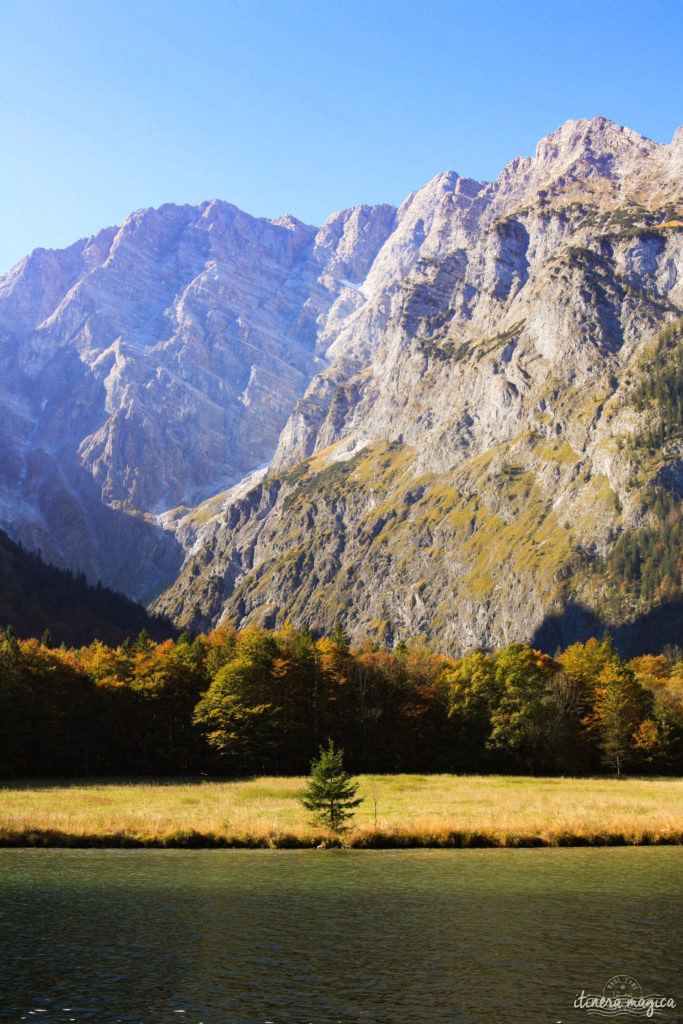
0, 847, 680, 1024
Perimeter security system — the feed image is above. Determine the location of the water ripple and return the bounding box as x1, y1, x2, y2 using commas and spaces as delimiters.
0, 848, 680, 1024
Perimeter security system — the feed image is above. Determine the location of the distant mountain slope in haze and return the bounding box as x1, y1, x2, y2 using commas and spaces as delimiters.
0, 199, 396, 598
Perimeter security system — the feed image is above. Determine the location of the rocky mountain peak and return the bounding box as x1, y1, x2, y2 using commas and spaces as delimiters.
397, 170, 461, 214
534, 116, 657, 168
0, 192, 400, 597
311, 203, 397, 281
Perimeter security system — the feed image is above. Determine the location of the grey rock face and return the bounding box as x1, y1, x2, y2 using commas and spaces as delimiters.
269, 118, 682, 477
0, 200, 395, 598
154, 118, 683, 649
2, 117, 681, 642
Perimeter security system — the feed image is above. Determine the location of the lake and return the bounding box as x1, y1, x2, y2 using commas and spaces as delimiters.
0, 848, 680, 1023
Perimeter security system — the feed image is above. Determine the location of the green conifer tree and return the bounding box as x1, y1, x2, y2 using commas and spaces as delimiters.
299, 739, 362, 831
331, 621, 350, 652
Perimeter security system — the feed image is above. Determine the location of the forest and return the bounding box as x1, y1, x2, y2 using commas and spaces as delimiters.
0, 529, 174, 647
1, 623, 680, 779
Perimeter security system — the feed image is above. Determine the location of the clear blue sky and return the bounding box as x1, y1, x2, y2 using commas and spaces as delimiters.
1, 0, 681, 274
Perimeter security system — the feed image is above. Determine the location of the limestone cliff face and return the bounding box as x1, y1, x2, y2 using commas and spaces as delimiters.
271, 118, 682, 475
2, 118, 681, 642
153, 119, 683, 649
0, 200, 395, 598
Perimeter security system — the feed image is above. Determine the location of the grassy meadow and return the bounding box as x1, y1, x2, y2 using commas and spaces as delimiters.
1, 774, 681, 848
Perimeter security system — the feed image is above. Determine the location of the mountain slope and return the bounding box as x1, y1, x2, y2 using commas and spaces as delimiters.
0, 529, 175, 647
0, 200, 396, 598
153, 119, 683, 651
1, 117, 681, 652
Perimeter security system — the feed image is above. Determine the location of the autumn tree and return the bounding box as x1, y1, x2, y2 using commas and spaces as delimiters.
193, 626, 280, 772
440, 651, 499, 770
583, 661, 651, 775
488, 645, 560, 773
271, 622, 317, 771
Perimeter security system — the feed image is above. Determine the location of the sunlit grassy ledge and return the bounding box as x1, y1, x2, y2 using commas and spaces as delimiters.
1, 775, 681, 848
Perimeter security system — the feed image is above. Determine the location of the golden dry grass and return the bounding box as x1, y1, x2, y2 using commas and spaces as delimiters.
1, 774, 681, 847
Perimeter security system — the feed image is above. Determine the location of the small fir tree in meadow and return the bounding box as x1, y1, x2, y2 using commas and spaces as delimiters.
299, 739, 362, 832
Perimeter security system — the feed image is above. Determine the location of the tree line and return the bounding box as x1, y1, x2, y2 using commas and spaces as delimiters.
0, 623, 681, 779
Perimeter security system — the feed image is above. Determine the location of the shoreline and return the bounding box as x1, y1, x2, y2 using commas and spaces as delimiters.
2, 828, 681, 849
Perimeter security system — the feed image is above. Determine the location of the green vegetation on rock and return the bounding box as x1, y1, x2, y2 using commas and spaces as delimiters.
630, 316, 683, 450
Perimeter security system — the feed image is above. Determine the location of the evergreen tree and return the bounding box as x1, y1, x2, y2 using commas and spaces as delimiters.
332, 621, 350, 652
299, 740, 362, 831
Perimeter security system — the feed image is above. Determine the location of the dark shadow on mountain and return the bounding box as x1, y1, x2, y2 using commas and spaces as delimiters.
0, 528, 179, 647
2, 452, 186, 607
531, 599, 683, 658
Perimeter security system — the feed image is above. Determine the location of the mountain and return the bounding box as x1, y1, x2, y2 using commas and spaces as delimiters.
2, 117, 682, 652
0, 199, 396, 600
